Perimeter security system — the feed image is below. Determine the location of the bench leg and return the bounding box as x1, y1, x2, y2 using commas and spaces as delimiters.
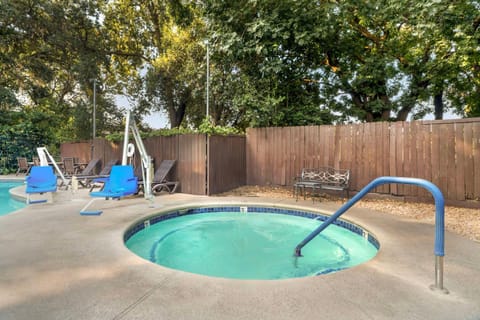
294, 185, 306, 201
312, 185, 321, 203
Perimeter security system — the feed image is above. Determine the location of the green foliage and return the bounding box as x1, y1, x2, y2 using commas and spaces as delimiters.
0, 111, 56, 173
198, 117, 242, 135
105, 126, 196, 142
0, 87, 19, 111
1, 0, 479, 139
104, 116, 241, 142
102, 0, 199, 129
205, 0, 480, 122
205, 0, 336, 126
0, 0, 129, 142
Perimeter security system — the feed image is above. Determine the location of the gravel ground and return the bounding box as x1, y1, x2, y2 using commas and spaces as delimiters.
217, 185, 480, 243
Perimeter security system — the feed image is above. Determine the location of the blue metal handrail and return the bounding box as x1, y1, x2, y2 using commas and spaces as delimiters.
294, 176, 448, 293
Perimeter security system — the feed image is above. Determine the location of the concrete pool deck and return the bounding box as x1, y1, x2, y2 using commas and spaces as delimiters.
1, 180, 480, 319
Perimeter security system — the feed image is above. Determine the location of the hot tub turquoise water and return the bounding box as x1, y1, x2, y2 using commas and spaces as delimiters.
0, 181, 26, 216
125, 206, 379, 280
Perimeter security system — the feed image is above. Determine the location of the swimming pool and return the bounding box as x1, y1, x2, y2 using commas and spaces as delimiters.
125, 206, 379, 280
0, 181, 26, 216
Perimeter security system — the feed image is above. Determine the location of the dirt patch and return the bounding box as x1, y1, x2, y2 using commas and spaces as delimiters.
216, 185, 480, 242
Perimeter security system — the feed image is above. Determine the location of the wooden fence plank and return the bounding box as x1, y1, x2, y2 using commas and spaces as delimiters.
430, 123, 441, 193
254, 128, 263, 185
246, 128, 257, 185
371, 122, 382, 193
315, 125, 322, 167
333, 125, 341, 168
314, 126, 322, 168
257, 128, 267, 185
455, 123, 466, 201
273, 128, 281, 183
473, 123, 480, 200
463, 123, 474, 200
394, 122, 405, 194
265, 127, 273, 185
420, 123, 432, 198
364, 123, 376, 192
445, 124, 456, 200
373, 123, 381, 189
397, 122, 407, 195
305, 126, 316, 168
279, 127, 287, 185
370, 123, 377, 184
286, 127, 294, 181
354, 124, 364, 190
436, 124, 449, 197
344, 125, 355, 186
274, 127, 284, 185
317, 125, 326, 167
389, 122, 398, 194
423, 122, 433, 198
404, 122, 414, 195
294, 126, 304, 177
326, 125, 335, 167
380, 122, 390, 193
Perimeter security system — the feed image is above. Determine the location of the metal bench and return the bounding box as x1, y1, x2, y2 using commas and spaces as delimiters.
293, 167, 350, 201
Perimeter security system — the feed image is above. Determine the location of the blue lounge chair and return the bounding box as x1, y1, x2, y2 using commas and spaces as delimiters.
80, 165, 138, 215
77, 159, 119, 189
25, 166, 57, 204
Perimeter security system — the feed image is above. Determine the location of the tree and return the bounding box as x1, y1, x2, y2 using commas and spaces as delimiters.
101, 0, 197, 128
205, 0, 480, 123
0, 0, 127, 141
142, 16, 206, 128
204, 0, 336, 127
444, 5, 480, 118
2, 0, 478, 139
0, 110, 57, 172
316, 1, 480, 121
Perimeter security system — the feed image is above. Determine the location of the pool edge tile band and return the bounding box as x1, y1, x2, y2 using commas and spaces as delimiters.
124, 206, 380, 250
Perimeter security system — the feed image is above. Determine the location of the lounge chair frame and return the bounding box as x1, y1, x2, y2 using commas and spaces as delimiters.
138, 160, 179, 195
16, 157, 31, 175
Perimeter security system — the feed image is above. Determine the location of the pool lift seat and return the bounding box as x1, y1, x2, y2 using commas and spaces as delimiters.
80, 165, 138, 215
80, 111, 152, 216
34, 146, 69, 190
25, 165, 58, 204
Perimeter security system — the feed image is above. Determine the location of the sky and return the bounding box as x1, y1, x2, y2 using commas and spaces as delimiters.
144, 111, 169, 129
117, 95, 460, 130
115, 94, 169, 129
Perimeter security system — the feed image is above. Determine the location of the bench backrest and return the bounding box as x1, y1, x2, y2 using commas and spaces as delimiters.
301, 167, 350, 186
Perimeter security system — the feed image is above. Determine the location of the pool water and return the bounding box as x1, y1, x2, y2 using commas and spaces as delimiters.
0, 181, 26, 216
126, 211, 378, 280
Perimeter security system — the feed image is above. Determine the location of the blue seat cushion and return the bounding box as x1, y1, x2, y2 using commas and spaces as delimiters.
26, 166, 57, 194
89, 165, 138, 198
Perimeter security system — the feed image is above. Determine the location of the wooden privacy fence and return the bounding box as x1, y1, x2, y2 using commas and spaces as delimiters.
61, 118, 480, 206
60, 134, 246, 196
246, 118, 480, 205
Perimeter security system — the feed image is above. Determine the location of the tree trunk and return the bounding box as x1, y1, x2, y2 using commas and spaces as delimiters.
434, 92, 443, 120
396, 105, 412, 121
168, 100, 187, 128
